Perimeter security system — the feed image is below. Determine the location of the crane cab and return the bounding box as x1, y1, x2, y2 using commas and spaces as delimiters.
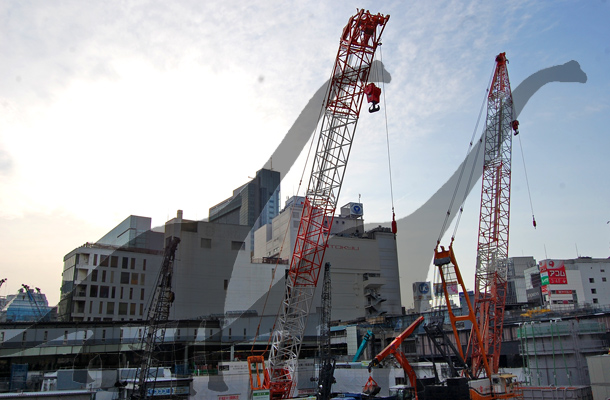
388, 384, 415, 400
491, 374, 516, 396
468, 374, 517, 400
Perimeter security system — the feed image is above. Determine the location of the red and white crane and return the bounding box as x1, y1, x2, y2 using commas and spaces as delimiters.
469, 52, 518, 379
433, 53, 519, 400
248, 9, 389, 399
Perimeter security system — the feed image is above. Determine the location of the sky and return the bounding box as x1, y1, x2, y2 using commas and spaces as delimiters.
0, 1, 609, 307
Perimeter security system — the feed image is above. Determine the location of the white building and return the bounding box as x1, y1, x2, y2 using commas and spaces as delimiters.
252, 196, 402, 321
58, 216, 164, 322
524, 257, 610, 310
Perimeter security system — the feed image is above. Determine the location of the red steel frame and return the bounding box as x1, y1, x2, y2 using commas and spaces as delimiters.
469, 53, 516, 378
266, 10, 389, 399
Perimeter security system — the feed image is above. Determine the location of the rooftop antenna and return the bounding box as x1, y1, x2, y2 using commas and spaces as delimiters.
543, 244, 548, 260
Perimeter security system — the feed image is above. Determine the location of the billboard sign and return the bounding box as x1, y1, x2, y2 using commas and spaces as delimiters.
413, 282, 432, 301
434, 282, 458, 296
539, 260, 568, 285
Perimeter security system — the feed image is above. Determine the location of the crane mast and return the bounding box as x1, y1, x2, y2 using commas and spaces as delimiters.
267, 10, 389, 399
470, 53, 518, 378
316, 262, 335, 400
132, 236, 180, 399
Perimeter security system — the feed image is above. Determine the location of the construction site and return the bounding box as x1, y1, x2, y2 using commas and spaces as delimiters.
0, 6, 608, 400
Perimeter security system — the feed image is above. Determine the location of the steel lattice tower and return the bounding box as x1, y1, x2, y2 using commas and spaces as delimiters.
267, 10, 389, 399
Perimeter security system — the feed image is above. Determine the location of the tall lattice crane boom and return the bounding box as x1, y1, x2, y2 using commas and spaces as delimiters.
432, 53, 520, 400
267, 10, 389, 399
317, 262, 335, 400
132, 236, 180, 399
470, 52, 518, 378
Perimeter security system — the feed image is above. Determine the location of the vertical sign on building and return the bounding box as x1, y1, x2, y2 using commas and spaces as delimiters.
9, 364, 28, 391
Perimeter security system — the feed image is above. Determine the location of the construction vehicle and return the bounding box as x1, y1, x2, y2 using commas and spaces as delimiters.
132, 236, 181, 399
367, 316, 424, 400
248, 9, 389, 400
352, 330, 373, 362
431, 53, 520, 400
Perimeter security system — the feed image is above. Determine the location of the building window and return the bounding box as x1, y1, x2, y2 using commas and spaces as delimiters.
593, 298, 599, 304
131, 273, 139, 285
110, 256, 118, 268
93, 254, 98, 266
129, 288, 133, 300
231, 241, 245, 251
89, 285, 98, 297
591, 288, 597, 294
122, 257, 129, 269
120, 287, 124, 299
224, 279, 229, 290
131, 258, 136, 269
140, 288, 145, 301
140, 274, 145, 285
100, 256, 109, 267
91, 270, 98, 282
121, 272, 130, 284
603, 277, 607, 282
107, 302, 115, 315
100, 286, 109, 298
99, 302, 103, 314
589, 278, 595, 283
201, 238, 212, 249
143, 259, 147, 271
101, 270, 106, 282
139, 303, 144, 316
130, 303, 136, 315
111, 287, 116, 299
118, 303, 128, 315
110, 271, 114, 284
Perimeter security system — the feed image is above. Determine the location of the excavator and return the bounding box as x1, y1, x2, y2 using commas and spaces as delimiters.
367, 316, 425, 400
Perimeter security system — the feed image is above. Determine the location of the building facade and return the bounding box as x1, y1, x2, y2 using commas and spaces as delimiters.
252, 196, 402, 321
0, 287, 52, 322
208, 168, 280, 230
57, 216, 164, 322
524, 257, 610, 310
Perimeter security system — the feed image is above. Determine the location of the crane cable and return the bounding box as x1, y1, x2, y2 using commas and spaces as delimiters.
377, 47, 398, 233
249, 70, 332, 355
517, 134, 537, 228
435, 62, 496, 248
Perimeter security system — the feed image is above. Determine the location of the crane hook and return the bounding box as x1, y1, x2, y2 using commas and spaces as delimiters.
364, 83, 382, 113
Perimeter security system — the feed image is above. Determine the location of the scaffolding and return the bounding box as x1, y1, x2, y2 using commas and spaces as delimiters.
518, 320, 607, 387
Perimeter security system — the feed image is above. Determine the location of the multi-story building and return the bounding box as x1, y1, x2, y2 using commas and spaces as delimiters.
524, 257, 610, 310
208, 168, 280, 230
57, 216, 164, 322
252, 196, 402, 321
0, 286, 53, 322
506, 256, 537, 306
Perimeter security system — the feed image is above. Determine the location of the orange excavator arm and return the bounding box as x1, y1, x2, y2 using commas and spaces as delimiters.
368, 316, 424, 398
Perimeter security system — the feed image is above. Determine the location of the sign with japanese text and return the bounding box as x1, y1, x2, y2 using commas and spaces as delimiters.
539, 260, 568, 284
